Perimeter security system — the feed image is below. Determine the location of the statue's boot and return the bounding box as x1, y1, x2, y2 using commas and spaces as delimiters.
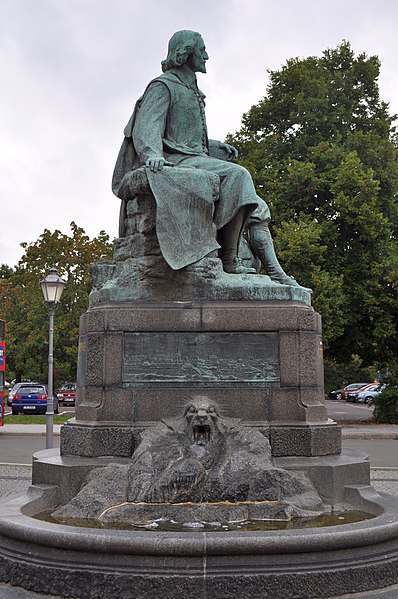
248, 222, 299, 286
220, 209, 256, 275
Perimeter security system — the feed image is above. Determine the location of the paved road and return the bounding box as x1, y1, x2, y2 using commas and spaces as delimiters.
325, 398, 373, 422
0, 434, 60, 464
343, 438, 398, 468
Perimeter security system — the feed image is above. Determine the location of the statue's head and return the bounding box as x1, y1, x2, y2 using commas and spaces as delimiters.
161, 30, 208, 74
183, 396, 221, 446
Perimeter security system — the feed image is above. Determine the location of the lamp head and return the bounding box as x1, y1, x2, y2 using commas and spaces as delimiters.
40, 266, 66, 305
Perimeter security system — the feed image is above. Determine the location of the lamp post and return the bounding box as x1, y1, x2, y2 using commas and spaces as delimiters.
40, 266, 66, 449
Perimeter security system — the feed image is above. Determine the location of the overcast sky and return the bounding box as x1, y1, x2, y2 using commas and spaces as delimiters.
1, 0, 398, 268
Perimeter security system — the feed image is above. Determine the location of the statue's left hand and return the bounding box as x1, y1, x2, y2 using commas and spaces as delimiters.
219, 143, 238, 161
145, 156, 175, 172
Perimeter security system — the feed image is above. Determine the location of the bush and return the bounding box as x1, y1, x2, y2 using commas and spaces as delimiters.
373, 364, 398, 424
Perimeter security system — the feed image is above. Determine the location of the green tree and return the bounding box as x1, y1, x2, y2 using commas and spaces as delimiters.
1, 223, 112, 385
229, 41, 398, 364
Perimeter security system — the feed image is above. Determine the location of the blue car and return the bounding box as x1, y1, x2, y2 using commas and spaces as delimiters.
355, 384, 387, 404
11, 383, 59, 415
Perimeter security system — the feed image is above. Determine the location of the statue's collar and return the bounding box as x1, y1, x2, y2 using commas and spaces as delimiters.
164, 65, 198, 88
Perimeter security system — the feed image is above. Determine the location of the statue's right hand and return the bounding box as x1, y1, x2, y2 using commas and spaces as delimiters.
145, 156, 174, 172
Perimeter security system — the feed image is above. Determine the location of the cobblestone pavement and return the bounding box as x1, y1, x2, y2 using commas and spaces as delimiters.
0, 464, 32, 500
0, 585, 68, 598
329, 584, 398, 598
370, 468, 398, 495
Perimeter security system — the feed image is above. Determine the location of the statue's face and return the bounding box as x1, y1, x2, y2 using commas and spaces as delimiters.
188, 36, 208, 73
184, 397, 219, 446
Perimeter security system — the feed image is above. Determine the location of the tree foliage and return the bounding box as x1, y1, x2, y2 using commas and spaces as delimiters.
323, 356, 374, 394
229, 41, 398, 364
0, 223, 112, 385
373, 363, 398, 424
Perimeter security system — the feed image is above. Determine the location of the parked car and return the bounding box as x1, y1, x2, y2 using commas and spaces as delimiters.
56, 382, 76, 406
11, 383, 59, 415
344, 383, 379, 402
355, 384, 387, 404
7, 381, 39, 406
328, 383, 368, 400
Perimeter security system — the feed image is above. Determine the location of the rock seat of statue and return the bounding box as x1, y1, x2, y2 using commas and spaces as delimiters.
116, 165, 220, 260
89, 166, 312, 305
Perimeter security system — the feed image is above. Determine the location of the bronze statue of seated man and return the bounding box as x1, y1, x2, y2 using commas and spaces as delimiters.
112, 29, 297, 285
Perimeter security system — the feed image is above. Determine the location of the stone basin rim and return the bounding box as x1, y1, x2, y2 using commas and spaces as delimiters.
1, 486, 398, 557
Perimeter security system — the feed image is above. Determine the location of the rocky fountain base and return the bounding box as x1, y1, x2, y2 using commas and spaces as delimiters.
52, 397, 327, 526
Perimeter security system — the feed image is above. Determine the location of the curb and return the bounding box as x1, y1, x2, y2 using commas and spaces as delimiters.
343, 433, 398, 440
0, 426, 61, 436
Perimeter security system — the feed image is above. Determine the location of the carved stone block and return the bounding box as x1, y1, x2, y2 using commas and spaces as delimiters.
65, 300, 338, 459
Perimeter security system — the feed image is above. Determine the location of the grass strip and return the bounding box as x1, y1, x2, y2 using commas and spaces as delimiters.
4, 414, 72, 425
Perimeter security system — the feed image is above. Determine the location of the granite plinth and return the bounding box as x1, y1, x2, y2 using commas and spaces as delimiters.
62, 300, 337, 458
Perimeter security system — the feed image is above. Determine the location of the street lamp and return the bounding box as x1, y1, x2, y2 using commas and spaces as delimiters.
40, 266, 66, 449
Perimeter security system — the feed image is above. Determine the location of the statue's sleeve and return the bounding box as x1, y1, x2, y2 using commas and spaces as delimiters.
132, 81, 171, 164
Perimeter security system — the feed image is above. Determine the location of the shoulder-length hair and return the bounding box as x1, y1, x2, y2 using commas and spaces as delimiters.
161, 30, 201, 72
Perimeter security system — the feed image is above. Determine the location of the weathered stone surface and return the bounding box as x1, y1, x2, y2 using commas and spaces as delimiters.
270, 423, 342, 457
113, 232, 161, 260
84, 332, 105, 386
275, 448, 371, 503
201, 302, 310, 331
68, 299, 338, 458
89, 254, 312, 304
279, 331, 300, 387
299, 332, 324, 387
103, 332, 123, 387
104, 303, 203, 332
269, 387, 306, 422
55, 397, 324, 523
61, 422, 133, 457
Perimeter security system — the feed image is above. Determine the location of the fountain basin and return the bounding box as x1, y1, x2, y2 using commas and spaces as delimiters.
1, 481, 398, 599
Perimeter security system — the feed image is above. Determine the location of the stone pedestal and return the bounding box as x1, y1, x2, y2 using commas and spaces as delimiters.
61, 299, 341, 459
